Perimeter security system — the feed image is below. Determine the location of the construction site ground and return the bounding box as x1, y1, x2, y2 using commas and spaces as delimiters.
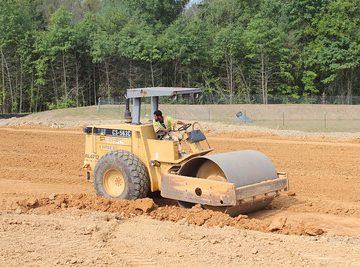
1, 117, 360, 266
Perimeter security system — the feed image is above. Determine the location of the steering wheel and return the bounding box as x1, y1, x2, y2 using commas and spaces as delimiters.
177, 123, 192, 132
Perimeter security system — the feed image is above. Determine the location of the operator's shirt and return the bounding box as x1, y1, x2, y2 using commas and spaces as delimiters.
153, 116, 175, 133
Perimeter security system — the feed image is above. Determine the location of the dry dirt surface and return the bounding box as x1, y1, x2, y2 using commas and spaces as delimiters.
1, 126, 360, 266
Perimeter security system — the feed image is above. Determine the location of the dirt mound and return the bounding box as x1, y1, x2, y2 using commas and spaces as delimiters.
15, 194, 157, 215
12, 194, 326, 237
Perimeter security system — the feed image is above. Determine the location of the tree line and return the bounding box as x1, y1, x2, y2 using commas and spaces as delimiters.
1, 0, 360, 113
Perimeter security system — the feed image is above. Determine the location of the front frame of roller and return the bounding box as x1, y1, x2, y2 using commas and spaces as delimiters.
161, 172, 289, 207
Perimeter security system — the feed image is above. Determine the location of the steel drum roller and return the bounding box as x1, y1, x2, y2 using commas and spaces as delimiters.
178, 150, 278, 215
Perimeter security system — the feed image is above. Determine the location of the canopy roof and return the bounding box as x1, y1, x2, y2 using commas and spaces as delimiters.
126, 87, 201, 98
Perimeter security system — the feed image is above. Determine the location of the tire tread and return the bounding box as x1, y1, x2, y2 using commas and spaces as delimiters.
93, 150, 150, 199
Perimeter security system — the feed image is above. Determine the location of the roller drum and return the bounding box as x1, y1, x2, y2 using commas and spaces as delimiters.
178, 150, 278, 215
179, 150, 278, 186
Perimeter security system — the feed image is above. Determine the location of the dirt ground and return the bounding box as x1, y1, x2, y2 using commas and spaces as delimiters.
1, 125, 360, 266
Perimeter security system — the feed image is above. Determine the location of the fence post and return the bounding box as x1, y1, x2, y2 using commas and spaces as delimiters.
282, 112, 285, 126
244, 110, 247, 124
324, 112, 327, 129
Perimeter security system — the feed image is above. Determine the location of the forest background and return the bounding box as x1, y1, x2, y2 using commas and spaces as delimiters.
1, 0, 360, 113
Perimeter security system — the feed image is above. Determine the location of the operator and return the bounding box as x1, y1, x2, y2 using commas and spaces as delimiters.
153, 110, 184, 142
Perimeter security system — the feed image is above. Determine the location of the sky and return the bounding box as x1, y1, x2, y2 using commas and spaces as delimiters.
187, 0, 203, 8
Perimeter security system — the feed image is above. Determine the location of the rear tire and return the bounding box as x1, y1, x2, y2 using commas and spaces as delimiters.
94, 151, 150, 200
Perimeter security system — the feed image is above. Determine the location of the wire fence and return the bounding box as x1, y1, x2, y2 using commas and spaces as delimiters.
96, 95, 360, 132
200, 94, 360, 105
97, 94, 360, 106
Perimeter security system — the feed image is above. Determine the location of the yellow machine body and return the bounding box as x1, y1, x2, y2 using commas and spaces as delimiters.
83, 121, 288, 215
83, 123, 212, 192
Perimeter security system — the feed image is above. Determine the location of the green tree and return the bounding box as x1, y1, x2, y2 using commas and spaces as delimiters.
35, 7, 75, 100
90, 6, 129, 96
211, 24, 245, 103
161, 16, 210, 87
0, 0, 36, 112
243, 0, 285, 103
118, 19, 160, 86
122, 0, 189, 28
303, 0, 360, 102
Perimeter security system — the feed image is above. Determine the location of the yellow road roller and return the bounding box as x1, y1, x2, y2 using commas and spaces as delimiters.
83, 87, 288, 216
